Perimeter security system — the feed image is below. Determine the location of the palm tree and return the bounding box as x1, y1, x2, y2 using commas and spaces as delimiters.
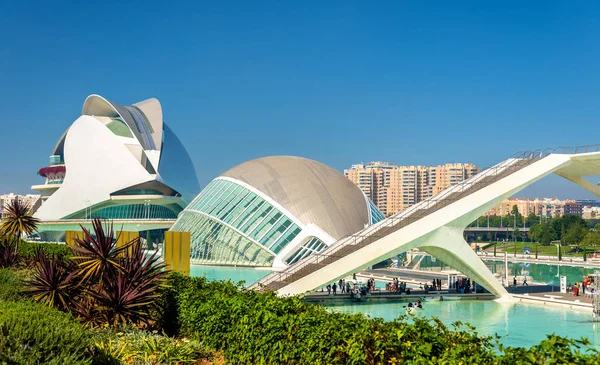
0, 198, 40, 249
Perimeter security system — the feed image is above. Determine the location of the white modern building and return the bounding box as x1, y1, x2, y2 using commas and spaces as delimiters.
170, 156, 384, 268
32, 94, 199, 222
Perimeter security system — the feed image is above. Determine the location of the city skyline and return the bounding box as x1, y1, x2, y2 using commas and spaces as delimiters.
1, 2, 599, 200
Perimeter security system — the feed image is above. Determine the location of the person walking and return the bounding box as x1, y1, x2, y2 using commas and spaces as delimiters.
522, 277, 528, 286
327, 284, 331, 295
332, 282, 337, 295
513, 277, 517, 288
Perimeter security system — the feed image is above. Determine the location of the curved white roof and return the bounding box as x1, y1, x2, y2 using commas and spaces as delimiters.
221, 156, 370, 240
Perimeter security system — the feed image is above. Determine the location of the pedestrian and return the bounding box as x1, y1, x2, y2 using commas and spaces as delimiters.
513, 277, 517, 287
327, 284, 331, 295
522, 277, 528, 286
332, 282, 337, 295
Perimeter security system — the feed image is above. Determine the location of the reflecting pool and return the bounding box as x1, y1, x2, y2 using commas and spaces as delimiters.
332, 300, 600, 348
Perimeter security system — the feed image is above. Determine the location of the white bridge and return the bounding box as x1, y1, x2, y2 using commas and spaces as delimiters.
251, 146, 600, 299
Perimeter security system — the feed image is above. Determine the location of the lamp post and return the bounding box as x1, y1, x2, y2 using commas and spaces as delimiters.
144, 199, 151, 220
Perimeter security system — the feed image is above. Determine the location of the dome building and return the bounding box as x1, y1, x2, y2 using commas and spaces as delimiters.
32, 94, 199, 221
170, 156, 384, 268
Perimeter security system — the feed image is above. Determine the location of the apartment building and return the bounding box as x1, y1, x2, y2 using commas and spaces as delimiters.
486, 197, 583, 218
0, 193, 41, 218
345, 162, 480, 216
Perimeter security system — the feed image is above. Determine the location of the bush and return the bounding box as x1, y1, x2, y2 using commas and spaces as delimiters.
19, 240, 72, 261
0, 268, 26, 301
160, 274, 600, 364
91, 327, 212, 365
0, 301, 91, 365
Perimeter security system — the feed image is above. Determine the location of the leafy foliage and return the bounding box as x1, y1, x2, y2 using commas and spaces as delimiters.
0, 300, 91, 365
0, 268, 26, 301
158, 274, 600, 364
91, 327, 211, 365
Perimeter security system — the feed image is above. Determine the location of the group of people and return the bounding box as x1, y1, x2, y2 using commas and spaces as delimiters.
569, 281, 594, 296
325, 278, 375, 296
424, 278, 443, 292
386, 278, 410, 294
451, 277, 473, 294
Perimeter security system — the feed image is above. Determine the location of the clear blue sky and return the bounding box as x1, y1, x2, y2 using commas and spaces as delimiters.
1, 1, 599, 198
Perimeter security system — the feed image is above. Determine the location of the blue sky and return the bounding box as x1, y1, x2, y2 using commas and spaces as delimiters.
1, 1, 599, 198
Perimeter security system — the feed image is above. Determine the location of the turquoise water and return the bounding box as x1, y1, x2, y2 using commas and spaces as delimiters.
414, 256, 597, 285
332, 300, 600, 349
190, 265, 270, 284
486, 261, 596, 285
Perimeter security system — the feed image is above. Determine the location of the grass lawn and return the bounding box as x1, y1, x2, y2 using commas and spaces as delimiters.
482, 241, 600, 258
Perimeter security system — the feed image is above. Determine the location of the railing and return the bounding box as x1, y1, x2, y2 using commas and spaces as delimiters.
251, 150, 543, 291
39, 218, 177, 223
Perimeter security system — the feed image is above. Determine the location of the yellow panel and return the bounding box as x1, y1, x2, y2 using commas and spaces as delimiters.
65, 230, 84, 247
172, 232, 181, 273
116, 231, 139, 256
164, 231, 174, 271
164, 231, 191, 274
180, 232, 191, 276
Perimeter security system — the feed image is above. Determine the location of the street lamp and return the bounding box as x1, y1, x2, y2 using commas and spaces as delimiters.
144, 199, 151, 220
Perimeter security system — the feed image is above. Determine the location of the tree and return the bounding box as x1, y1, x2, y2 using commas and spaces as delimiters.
527, 212, 538, 228
0, 198, 40, 251
563, 224, 587, 246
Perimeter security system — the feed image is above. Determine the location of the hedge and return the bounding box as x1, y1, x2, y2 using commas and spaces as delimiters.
159, 274, 598, 364
0, 301, 91, 365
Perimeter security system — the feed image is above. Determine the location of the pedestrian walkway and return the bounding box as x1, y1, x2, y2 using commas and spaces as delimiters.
509, 284, 594, 311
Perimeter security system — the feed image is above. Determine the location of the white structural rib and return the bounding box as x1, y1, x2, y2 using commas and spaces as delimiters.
253, 149, 600, 299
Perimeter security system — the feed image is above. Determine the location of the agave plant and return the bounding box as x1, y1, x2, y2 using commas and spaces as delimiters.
26, 251, 80, 311
0, 235, 20, 268
0, 198, 40, 248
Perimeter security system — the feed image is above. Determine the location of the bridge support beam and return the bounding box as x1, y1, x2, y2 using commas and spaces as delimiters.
420, 226, 509, 299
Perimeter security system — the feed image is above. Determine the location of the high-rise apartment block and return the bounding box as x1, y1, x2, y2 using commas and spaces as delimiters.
344, 162, 481, 216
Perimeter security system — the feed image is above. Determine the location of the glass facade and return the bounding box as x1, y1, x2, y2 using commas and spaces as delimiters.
124, 105, 156, 150
85, 204, 179, 219
171, 211, 274, 266
185, 179, 301, 254
106, 118, 133, 138
369, 200, 385, 223
285, 236, 327, 265
172, 178, 303, 266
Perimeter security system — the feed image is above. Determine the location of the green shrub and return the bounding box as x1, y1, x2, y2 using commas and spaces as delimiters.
161, 274, 600, 364
19, 240, 72, 261
0, 301, 91, 365
91, 327, 211, 365
0, 268, 25, 301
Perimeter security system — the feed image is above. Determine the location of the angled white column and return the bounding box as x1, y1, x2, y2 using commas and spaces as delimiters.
420, 227, 508, 298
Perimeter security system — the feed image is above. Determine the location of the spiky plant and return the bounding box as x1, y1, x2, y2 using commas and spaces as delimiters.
70, 219, 128, 285
0, 198, 40, 250
0, 235, 20, 268
26, 252, 80, 311
90, 237, 168, 327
